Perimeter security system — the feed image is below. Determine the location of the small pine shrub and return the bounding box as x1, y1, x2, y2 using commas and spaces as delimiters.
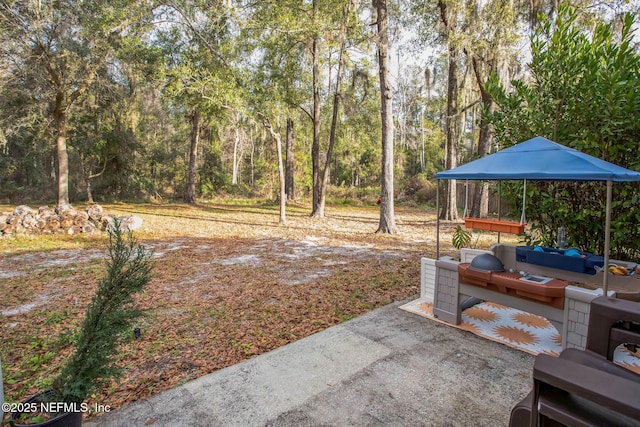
52, 220, 154, 403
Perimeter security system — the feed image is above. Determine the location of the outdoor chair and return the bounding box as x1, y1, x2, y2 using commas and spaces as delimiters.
509, 296, 640, 427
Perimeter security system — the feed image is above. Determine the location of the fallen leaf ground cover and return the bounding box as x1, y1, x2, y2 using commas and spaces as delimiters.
0, 200, 512, 419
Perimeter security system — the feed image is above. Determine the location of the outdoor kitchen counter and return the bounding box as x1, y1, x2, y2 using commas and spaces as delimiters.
430, 248, 637, 349
493, 243, 640, 302
431, 257, 566, 336
458, 263, 568, 309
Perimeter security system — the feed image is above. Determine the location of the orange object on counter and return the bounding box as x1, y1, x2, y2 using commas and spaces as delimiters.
458, 263, 567, 309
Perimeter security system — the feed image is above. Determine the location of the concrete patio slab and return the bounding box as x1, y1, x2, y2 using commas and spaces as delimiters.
85, 298, 534, 427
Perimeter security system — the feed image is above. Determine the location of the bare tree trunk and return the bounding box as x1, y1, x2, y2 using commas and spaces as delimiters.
373, 0, 398, 234
79, 152, 108, 204
55, 131, 70, 209
86, 179, 94, 203
438, 0, 459, 221
471, 127, 492, 218
275, 132, 287, 224
420, 105, 425, 172
45, 44, 101, 209
470, 56, 493, 218
232, 114, 240, 185
250, 127, 255, 188
54, 91, 71, 209
261, 116, 287, 224
50, 61, 101, 209
310, 0, 322, 217
185, 109, 200, 204
316, 2, 349, 219
285, 117, 295, 201
440, 47, 459, 221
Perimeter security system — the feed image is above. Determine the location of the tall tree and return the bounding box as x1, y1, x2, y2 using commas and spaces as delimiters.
0, 0, 151, 208
231, 112, 242, 185
241, 0, 317, 212
373, 0, 398, 233
469, 55, 492, 218
260, 115, 287, 224
285, 117, 295, 200
186, 109, 201, 203
311, 0, 323, 216
159, 0, 237, 204
466, 0, 522, 218
314, 0, 352, 218
437, 0, 460, 221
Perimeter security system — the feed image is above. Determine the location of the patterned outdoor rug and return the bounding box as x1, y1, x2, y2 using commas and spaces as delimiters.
400, 298, 640, 374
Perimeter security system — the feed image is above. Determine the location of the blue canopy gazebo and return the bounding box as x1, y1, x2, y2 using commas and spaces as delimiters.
435, 136, 640, 294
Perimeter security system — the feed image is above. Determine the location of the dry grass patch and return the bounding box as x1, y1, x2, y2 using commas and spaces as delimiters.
0, 201, 518, 418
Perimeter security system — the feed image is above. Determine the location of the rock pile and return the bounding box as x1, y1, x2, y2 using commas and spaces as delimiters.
0, 204, 143, 237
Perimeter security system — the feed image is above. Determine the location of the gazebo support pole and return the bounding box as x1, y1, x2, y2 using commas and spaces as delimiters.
436, 179, 440, 259
603, 180, 613, 296
497, 181, 502, 243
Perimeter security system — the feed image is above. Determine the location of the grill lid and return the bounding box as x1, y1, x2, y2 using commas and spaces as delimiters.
470, 253, 505, 272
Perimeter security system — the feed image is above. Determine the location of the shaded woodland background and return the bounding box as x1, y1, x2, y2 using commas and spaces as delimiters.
1, 0, 640, 255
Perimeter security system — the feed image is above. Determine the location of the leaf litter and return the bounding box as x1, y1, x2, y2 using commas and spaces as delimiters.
0, 202, 505, 420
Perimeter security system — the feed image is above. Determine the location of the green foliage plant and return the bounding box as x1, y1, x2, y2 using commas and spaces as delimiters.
452, 225, 472, 250
484, 4, 640, 260
51, 220, 154, 404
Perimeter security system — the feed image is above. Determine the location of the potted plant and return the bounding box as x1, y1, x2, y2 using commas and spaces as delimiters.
452, 225, 472, 251
4, 220, 153, 426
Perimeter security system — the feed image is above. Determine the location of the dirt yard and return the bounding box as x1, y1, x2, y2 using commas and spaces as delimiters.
0, 201, 511, 416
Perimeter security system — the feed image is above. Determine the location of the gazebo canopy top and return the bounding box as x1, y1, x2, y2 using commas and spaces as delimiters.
436, 136, 640, 182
